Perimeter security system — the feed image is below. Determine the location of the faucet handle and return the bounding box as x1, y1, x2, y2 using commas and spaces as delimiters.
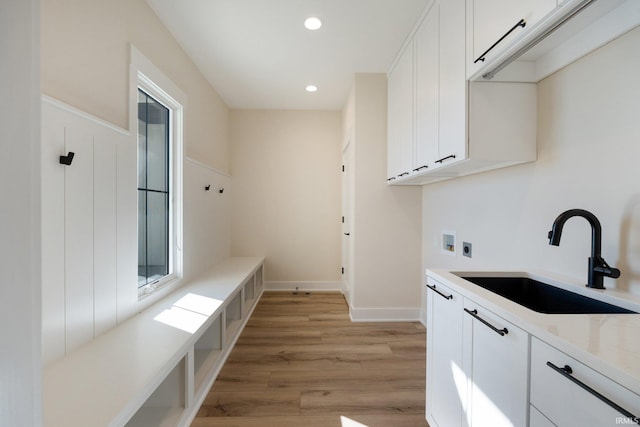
594, 265, 621, 279
593, 256, 621, 279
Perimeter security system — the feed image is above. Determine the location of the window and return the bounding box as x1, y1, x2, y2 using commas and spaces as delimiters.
137, 89, 171, 289
131, 46, 184, 300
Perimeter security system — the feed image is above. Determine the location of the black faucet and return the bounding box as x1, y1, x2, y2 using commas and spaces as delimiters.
548, 209, 620, 289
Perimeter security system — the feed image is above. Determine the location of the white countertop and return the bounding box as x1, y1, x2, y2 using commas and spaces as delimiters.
426, 269, 640, 396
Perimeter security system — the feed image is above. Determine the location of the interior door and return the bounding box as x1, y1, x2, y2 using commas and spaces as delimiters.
341, 140, 352, 305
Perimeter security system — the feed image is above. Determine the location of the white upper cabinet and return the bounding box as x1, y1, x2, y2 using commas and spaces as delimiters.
434, 0, 467, 170
466, 0, 639, 81
414, 0, 467, 173
467, 0, 557, 79
387, 0, 536, 186
387, 43, 414, 181
414, 2, 439, 173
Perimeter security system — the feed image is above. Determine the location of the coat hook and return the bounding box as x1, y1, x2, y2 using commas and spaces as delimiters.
204, 185, 211, 191
219, 188, 224, 194
59, 151, 75, 166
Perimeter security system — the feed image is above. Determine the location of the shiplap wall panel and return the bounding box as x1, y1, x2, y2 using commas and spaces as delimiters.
41, 103, 67, 365
183, 159, 232, 282
64, 125, 95, 354
93, 131, 118, 337
116, 127, 138, 323
41, 97, 234, 365
41, 96, 133, 364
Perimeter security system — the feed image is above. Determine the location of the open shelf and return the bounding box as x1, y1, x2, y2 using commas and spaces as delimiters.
224, 292, 242, 346
194, 315, 223, 394
243, 276, 255, 316
125, 356, 186, 427
255, 266, 263, 294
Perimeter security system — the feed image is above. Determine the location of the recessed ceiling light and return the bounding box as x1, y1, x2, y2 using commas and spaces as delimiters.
304, 17, 322, 31
305, 85, 318, 93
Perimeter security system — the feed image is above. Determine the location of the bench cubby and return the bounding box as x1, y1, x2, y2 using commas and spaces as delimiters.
43, 257, 264, 427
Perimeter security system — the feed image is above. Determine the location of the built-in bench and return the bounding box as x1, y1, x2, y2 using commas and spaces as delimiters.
43, 257, 264, 427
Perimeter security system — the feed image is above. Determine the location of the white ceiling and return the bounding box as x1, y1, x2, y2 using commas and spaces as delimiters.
146, 0, 429, 110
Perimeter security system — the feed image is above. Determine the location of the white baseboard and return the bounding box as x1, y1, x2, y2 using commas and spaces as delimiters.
263, 282, 419, 322
264, 281, 343, 292
420, 307, 427, 327
349, 306, 422, 322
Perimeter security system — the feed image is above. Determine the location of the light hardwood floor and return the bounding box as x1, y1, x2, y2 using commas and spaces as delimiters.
192, 292, 429, 427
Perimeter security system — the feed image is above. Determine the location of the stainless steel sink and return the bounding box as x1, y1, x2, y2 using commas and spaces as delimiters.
458, 276, 637, 314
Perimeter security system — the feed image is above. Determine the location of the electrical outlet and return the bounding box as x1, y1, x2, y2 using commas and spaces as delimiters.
463, 242, 472, 258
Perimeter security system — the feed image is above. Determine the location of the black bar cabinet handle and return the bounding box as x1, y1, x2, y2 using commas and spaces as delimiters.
387, 177, 396, 182
398, 172, 409, 177
474, 19, 526, 64
413, 165, 428, 172
344, 233, 350, 236
546, 362, 639, 422
464, 308, 508, 336
426, 284, 453, 300
435, 154, 456, 164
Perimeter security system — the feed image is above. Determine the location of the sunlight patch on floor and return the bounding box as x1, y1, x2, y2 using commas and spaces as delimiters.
341, 416, 368, 427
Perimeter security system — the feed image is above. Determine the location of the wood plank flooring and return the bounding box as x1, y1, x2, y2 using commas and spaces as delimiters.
192, 292, 429, 427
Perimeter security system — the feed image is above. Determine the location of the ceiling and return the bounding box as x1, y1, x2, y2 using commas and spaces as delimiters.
146, 0, 429, 110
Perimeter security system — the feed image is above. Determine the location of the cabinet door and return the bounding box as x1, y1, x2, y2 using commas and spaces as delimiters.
426, 280, 464, 427
437, 0, 467, 167
414, 2, 439, 171
463, 300, 528, 427
396, 44, 414, 178
529, 405, 556, 427
468, 0, 556, 76
530, 337, 640, 426
387, 63, 400, 180
388, 42, 414, 179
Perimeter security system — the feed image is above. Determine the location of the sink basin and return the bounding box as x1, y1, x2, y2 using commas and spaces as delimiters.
458, 276, 637, 314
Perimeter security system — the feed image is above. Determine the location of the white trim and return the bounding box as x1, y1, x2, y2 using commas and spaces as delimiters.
349, 306, 422, 322
184, 156, 231, 178
129, 45, 187, 117
420, 307, 427, 327
341, 281, 351, 307
41, 95, 130, 136
129, 45, 185, 309
264, 281, 343, 292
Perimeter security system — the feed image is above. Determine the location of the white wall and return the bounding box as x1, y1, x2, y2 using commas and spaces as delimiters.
0, 0, 42, 424
346, 74, 423, 320
422, 26, 640, 312
182, 158, 232, 280
41, 0, 230, 173
230, 110, 342, 286
40, 99, 233, 366
40, 0, 235, 365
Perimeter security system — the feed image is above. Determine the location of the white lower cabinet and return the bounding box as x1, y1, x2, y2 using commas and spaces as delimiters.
530, 337, 640, 427
426, 280, 464, 427
426, 273, 640, 427
530, 405, 556, 427
426, 280, 528, 427
462, 299, 529, 427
